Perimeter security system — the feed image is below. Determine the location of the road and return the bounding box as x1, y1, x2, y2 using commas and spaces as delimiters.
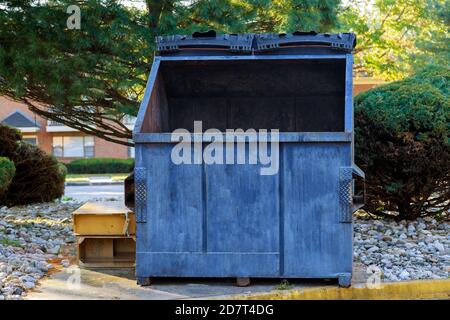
65, 183, 124, 202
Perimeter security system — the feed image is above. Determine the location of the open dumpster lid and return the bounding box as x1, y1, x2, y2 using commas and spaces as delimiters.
134, 31, 357, 136
156, 31, 356, 56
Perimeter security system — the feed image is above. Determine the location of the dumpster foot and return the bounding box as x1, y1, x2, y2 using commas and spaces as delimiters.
236, 277, 251, 287
338, 273, 351, 287
137, 277, 153, 286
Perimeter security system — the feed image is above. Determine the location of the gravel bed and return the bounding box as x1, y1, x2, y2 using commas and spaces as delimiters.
0, 202, 448, 299
0, 201, 81, 300
354, 216, 449, 281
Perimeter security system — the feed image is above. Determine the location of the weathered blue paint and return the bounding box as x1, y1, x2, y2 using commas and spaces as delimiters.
157, 54, 347, 62
134, 54, 363, 285
134, 132, 352, 143
134, 59, 160, 136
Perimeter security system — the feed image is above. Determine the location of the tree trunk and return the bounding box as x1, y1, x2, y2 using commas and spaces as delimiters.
145, 0, 165, 34
396, 200, 412, 221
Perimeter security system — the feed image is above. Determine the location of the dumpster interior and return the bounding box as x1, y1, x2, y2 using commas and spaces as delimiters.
142, 58, 346, 133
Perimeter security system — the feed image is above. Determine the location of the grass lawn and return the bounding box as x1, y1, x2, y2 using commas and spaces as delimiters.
66, 173, 129, 182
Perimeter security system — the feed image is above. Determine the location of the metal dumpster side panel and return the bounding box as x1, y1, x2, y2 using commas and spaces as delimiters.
135, 141, 352, 278
136, 253, 280, 277
205, 158, 280, 253
281, 142, 352, 277
138, 144, 204, 253
135, 143, 281, 277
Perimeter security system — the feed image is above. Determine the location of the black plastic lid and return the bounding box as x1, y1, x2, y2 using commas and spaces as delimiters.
156, 31, 254, 55
255, 32, 356, 53
155, 31, 356, 55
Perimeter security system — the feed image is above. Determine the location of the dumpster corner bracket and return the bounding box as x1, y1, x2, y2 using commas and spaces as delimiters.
339, 167, 353, 223
135, 167, 147, 223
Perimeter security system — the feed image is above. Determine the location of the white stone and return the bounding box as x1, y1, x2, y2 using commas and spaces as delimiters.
61, 260, 70, 268
47, 245, 60, 255
353, 217, 449, 283
399, 270, 410, 280
367, 246, 379, 253
433, 241, 445, 253
381, 259, 392, 268
22, 282, 35, 290
417, 223, 426, 230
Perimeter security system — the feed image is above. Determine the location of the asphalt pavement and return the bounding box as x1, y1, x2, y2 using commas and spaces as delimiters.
65, 183, 124, 202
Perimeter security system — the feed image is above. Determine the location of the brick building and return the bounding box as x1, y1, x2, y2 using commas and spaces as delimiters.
0, 96, 135, 162
353, 78, 385, 96
0, 79, 382, 162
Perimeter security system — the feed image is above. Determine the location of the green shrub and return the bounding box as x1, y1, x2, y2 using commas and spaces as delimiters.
66, 158, 134, 174
0, 157, 15, 194
0, 124, 66, 206
58, 162, 68, 179
355, 65, 450, 220
0, 125, 21, 156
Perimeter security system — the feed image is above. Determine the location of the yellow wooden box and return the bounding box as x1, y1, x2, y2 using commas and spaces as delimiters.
72, 202, 136, 236
77, 235, 135, 268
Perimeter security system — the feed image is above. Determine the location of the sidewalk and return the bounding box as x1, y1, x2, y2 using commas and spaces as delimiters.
65, 176, 125, 186
27, 264, 450, 300
27, 263, 370, 300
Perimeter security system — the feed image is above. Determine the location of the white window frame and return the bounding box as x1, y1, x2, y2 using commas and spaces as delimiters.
22, 135, 38, 145
127, 139, 135, 158
52, 136, 95, 158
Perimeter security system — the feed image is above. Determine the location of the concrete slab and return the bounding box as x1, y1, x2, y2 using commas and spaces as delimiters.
27, 267, 336, 300
23, 261, 450, 300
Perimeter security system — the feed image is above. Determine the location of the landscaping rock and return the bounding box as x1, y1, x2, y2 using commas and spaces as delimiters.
61, 259, 70, 268
354, 214, 449, 282
433, 241, 445, 253
0, 200, 81, 300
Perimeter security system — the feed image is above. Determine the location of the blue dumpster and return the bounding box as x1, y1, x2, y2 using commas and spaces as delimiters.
133, 32, 364, 287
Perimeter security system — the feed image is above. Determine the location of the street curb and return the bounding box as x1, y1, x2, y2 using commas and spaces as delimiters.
231, 279, 450, 300
65, 181, 124, 186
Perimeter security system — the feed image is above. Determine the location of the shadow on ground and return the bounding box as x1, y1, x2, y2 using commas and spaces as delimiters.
27, 265, 359, 300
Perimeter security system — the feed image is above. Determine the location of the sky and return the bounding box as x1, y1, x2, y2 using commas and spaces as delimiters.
120, 0, 147, 10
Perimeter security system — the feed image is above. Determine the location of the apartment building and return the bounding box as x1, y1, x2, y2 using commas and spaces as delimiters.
0, 96, 135, 162
353, 78, 385, 96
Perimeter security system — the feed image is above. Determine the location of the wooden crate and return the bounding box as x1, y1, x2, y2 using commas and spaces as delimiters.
77, 236, 136, 268
72, 201, 136, 236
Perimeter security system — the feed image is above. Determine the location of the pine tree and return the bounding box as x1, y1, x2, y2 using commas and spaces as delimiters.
0, 0, 340, 145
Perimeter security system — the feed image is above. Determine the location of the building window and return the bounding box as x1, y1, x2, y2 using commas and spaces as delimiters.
84, 136, 95, 158
128, 146, 135, 158
123, 115, 136, 125
52, 136, 95, 158
52, 136, 64, 157
23, 136, 37, 145
127, 139, 135, 158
